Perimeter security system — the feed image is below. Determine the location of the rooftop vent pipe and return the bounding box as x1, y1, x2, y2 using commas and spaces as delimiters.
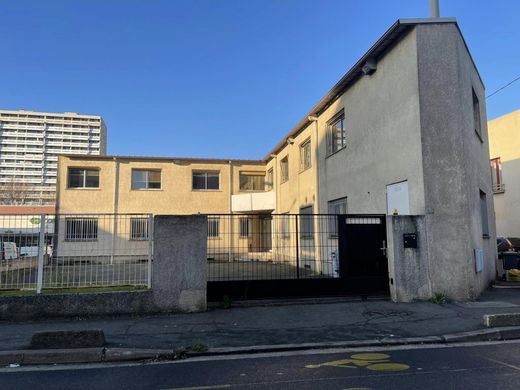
430, 0, 440, 18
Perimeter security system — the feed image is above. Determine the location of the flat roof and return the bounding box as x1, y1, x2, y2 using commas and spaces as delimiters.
62, 154, 265, 165
0, 109, 103, 119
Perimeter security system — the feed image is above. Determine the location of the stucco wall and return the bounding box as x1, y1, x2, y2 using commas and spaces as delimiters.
416, 23, 496, 300
488, 109, 520, 237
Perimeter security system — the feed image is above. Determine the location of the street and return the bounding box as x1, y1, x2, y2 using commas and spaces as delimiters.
1, 341, 520, 389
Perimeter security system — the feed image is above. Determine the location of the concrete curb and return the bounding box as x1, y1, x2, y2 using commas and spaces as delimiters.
2, 326, 520, 366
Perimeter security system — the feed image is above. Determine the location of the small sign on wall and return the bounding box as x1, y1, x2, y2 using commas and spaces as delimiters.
474, 248, 483, 273
387, 180, 410, 215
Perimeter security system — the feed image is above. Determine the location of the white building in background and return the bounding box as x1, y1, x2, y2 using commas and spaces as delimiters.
0, 109, 107, 205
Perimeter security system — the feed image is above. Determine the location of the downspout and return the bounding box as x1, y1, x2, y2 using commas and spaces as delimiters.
110, 157, 120, 264
228, 160, 233, 262
308, 116, 322, 273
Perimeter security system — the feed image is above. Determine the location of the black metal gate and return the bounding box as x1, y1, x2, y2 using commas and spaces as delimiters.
206, 214, 389, 301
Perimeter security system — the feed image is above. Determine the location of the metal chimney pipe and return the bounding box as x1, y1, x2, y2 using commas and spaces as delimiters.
430, 0, 440, 17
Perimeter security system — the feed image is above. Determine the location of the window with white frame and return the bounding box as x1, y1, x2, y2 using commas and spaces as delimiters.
239, 217, 250, 238
130, 217, 149, 240
327, 111, 346, 156
208, 217, 220, 238
265, 168, 274, 191
300, 206, 314, 239
280, 157, 289, 183
239, 172, 265, 191
490, 158, 504, 193
192, 171, 220, 190
67, 168, 99, 188
328, 197, 347, 237
131, 169, 161, 190
299, 138, 312, 171
65, 218, 98, 241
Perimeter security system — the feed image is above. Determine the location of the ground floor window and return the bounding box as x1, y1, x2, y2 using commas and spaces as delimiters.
300, 206, 314, 239
65, 218, 98, 241
328, 197, 347, 237
239, 218, 250, 238
208, 217, 220, 238
130, 217, 149, 240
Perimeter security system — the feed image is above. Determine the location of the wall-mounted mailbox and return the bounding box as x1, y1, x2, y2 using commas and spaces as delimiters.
403, 233, 418, 248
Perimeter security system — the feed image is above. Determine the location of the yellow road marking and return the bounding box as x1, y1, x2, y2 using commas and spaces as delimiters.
350, 353, 390, 361
366, 363, 410, 372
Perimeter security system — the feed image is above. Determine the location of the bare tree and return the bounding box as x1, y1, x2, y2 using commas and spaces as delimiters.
0, 178, 32, 205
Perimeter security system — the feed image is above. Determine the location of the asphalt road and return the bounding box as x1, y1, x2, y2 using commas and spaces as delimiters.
2, 341, 520, 389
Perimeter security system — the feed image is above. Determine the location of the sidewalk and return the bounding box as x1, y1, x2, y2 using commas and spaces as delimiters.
1, 288, 519, 352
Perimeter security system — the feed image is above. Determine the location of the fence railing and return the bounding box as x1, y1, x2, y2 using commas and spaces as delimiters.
206, 214, 340, 281
0, 213, 153, 292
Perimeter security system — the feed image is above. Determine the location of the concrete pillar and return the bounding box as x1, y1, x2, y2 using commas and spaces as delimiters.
152, 215, 207, 312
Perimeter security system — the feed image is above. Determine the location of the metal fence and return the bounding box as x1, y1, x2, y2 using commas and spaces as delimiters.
207, 214, 340, 281
0, 214, 153, 292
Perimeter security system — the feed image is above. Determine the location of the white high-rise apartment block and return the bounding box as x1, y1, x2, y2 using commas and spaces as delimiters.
0, 109, 107, 205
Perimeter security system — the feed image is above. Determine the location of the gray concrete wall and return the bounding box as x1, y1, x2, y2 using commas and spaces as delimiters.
387, 216, 432, 302
416, 23, 496, 300
317, 28, 425, 216
0, 215, 208, 320
152, 215, 207, 312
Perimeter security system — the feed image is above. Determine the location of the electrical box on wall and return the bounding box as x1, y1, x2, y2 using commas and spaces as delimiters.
403, 233, 417, 248
475, 249, 483, 273
387, 181, 410, 215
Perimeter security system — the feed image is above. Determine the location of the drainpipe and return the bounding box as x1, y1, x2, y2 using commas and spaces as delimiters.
228, 160, 233, 262
110, 157, 120, 264
308, 116, 320, 214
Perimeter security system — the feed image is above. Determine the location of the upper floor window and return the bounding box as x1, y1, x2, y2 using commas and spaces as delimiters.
239, 172, 265, 191
473, 88, 482, 141
490, 158, 504, 193
131, 169, 161, 190
299, 138, 312, 171
280, 157, 289, 183
265, 168, 274, 191
327, 111, 346, 156
67, 168, 99, 188
193, 171, 220, 191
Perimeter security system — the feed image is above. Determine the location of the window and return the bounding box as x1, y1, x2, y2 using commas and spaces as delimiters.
239, 218, 250, 238
328, 197, 348, 237
300, 206, 314, 239
131, 169, 161, 190
239, 172, 265, 191
208, 217, 220, 238
192, 171, 220, 190
65, 218, 98, 241
280, 215, 291, 239
280, 157, 289, 183
480, 190, 489, 237
67, 168, 99, 188
265, 169, 274, 191
327, 111, 346, 155
130, 218, 149, 240
299, 139, 312, 171
490, 158, 504, 193
473, 88, 482, 140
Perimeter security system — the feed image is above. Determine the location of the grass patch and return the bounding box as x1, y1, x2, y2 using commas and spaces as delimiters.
0, 285, 148, 296
188, 344, 209, 353
430, 292, 449, 305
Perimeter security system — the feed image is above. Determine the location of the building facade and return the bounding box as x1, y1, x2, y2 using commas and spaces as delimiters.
0, 110, 106, 205
488, 109, 520, 237
56, 18, 497, 301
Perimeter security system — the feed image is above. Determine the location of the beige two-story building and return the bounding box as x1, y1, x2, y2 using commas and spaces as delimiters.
56, 18, 497, 301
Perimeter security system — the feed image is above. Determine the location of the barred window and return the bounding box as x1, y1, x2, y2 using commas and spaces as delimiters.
208, 217, 220, 238
65, 218, 98, 241
299, 139, 312, 171
239, 218, 250, 238
130, 218, 149, 240
280, 157, 289, 183
281, 215, 291, 240
300, 206, 314, 239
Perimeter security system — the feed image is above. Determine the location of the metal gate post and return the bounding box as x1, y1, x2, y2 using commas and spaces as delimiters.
147, 214, 154, 288
36, 214, 46, 294
295, 214, 300, 279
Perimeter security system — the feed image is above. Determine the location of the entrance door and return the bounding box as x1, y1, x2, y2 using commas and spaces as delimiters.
337, 215, 388, 293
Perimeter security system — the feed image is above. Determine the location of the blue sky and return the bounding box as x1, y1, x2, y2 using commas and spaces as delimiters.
1, 0, 519, 159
